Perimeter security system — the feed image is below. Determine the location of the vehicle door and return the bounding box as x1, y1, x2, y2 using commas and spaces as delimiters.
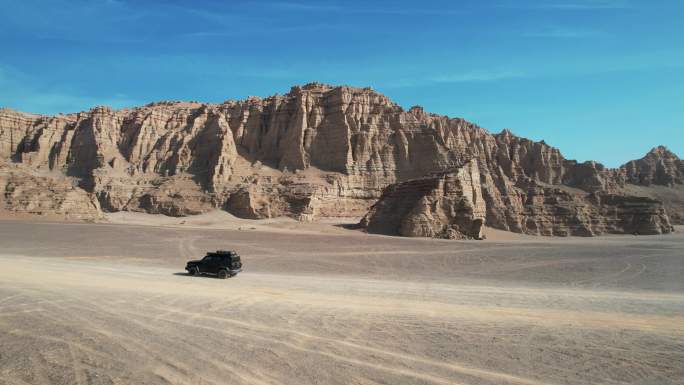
200, 255, 216, 273
210, 255, 223, 274
220, 255, 230, 271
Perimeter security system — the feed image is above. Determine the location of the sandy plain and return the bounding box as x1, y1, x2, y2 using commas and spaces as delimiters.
0, 214, 682, 385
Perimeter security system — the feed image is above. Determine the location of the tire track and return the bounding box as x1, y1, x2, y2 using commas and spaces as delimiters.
112, 301, 552, 385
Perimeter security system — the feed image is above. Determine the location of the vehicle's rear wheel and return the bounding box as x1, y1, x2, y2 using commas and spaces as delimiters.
217, 270, 228, 279
189, 267, 199, 276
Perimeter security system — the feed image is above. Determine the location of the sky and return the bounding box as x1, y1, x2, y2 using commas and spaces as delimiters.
0, 0, 682, 167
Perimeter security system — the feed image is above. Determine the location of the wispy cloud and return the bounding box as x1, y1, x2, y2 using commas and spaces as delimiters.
262, 1, 464, 15
265, 0, 633, 15
0, 64, 139, 114
542, 0, 632, 9
523, 27, 607, 38
375, 47, 684, 89
430, 70, 527, 83
497, 0, 633, 10
265, 2, 343, 12
378, 70, 527, 89
181, 23, 348, 38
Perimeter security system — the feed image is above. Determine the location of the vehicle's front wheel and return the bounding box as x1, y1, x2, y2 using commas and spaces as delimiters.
189, 267, 199, 276
217, 270, 228, 279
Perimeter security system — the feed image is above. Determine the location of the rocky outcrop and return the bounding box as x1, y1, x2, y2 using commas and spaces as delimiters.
224, 180, 314, 220
513, 182, 672, 236
0, 161, 102, 220
620, 146, 683, 187
0, 84, 681, 235
362, 163, 673, 238
362, 160, 486, 239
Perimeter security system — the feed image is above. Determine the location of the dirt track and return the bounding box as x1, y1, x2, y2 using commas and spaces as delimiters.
1, 219, 683, 385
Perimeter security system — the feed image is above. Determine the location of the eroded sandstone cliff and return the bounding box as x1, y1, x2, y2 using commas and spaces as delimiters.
0, 83, 681, 236
362, 160, 487, 239
362, 161, 674, 238
0, 161, 102, 220
621, 146, 683, 187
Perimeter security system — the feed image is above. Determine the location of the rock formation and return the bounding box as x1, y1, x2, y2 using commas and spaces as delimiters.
0, 83, 681, 237
362, 161, 673, 238
499, 182, 672, 237
362, 160, 486, 239
620, 146, 683, 187
0, 161, 102, 220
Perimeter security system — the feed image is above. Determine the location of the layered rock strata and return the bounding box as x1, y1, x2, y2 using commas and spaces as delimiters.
0, 161, 102, 220
362, 163, 673, 238
493, 181, 673, 236
621, 146, 683, 187
362, 160, 486, 239
0, 83, 681, 236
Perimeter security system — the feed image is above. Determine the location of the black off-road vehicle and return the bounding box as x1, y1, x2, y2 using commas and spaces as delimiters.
185, 250, 242, 279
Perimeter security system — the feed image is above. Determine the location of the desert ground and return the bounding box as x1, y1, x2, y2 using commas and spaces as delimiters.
0, 213, 682, 385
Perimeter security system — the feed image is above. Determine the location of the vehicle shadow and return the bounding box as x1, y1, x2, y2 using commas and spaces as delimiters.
172, 272, 219, 279
333, 223, 364, 230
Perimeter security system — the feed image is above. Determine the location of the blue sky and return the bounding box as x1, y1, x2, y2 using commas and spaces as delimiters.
1, 0, 682, 166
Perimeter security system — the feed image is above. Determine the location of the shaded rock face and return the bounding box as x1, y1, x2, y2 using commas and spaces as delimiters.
0, 162, 102, 220
620, 146, 683, 187
0, 84, 682, 235
224, 182, 312, 220
362, 160, 486, 239
514, 183, 672, 236
362, 163, 673, 238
